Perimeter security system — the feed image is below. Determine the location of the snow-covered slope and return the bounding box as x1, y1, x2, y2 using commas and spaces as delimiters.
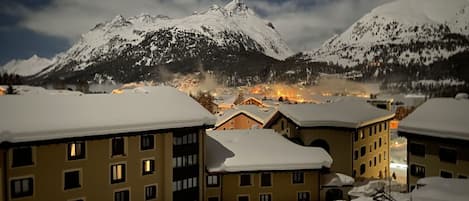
36, 0, 292, 79
302, 0, 469, 67
1, 55, 52, 76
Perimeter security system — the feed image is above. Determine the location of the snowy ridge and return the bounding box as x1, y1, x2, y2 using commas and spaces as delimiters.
303, 0, 469, 67
1, 55, 53, 76
37, 0, 292, 76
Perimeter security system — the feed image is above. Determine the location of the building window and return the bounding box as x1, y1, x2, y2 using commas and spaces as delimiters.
374, 157, 377, 166
207, 175, 220, 187
64, 170, 81, 190
410, 164, 425, 178
360, 164, 366, 175
141, 135, 154, 150
384, 151, 386, 160
354, 150, 358, 160
379, 154, 381, 163
440, 171, 453, 178
369, 145, 372, 152
240, 174, 251, 186
439, 147, 457, 163
238, 195, 249, 201
360, 146, 366, 156
145, 185, 157, 200
12, 147, 33, 167
354, 132, 358, 142
379, 138, 382, 147
409, 143, 425, 157
172, 177, 198, 192
142, 159, 155, 175
260, 173, 272, 187
114, 189, 129, 201
173, 133, 197, 146
111, 137, 125, 156
379, 124, 382, 132
68, 142, 85, 160
353, 170, 356, 177
384, 122, 387, 130
298, 192, 310, 201
292, 171, 304, 184
208, 197, 219, 201
172, 154, 198, 168
281, 120, 285, 130
374, 126, 377, 134
10, 178, 33, 198
369, 160, 372, 167
368, 127, 372, 136
458, 175, 468, 179
111, 164, 126, 184
260, 194, 272, 201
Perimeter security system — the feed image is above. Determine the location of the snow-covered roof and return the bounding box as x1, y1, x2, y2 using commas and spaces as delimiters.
398, 98, 469, 141
0, 86, 215, 143
215, 105, 276, 127
412, 177, 469, 201
206, 129, 332, 172
322, 173, 355, 187
0, 85, 84, 96
274, 100, 395, 128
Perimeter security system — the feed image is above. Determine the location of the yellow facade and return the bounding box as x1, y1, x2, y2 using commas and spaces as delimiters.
204, 171, 320, 201
267, 115, 391, 180
0, 128, 206, 201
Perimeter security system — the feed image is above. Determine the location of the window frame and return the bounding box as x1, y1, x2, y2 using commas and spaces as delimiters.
360, 164, 366, 175
409, 142, 425, 157
410, 163, 425, 178
260, 172, 272, 187
440, 170, 453, 178
142, 158, 155, 175
110, 163, 126, 184
144, 184, 157, 201
63, 169, 82, 190
11, 146, 34, 168
439, 147, 457, 164
111, 137, 126, 157
140, 135, 155, 151
292, 171, 304, 184
237, 195, 250, 201
297, 191, 311, 201
67, 141, 86, 161
239, 174, 252, 187
207, 175, 220, 187
114, 188, 130, 201
9, 176, 34, 199
259, 193, 272, 201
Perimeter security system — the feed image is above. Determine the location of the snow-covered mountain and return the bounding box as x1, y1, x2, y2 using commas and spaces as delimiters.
1, 55, 53, 76
33, 0, 292, 83
300, 0, 469, 67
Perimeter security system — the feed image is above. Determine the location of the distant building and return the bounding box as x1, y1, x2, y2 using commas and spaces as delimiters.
264, 100, 394, 180
398, 98, 469, 191
0, 86, 215, 201
239, 97, 265, 107
214, 105, 276, 130
205, 129, 332, 201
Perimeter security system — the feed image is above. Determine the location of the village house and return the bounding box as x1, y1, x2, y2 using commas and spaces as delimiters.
238, 97, 266, 107
204, 129, 333, 201
0, 86, 215, 201
398, 97, 469, 191
264, 100, 394, 180
214, 105, 276, 130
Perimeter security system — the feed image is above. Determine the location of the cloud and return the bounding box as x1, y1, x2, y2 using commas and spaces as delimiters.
12, 0, 393, 52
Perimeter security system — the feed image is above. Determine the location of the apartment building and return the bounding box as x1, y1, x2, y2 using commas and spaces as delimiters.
0, 86, 215, 201
204, 129, 332, 201
398, 98, 469, 191
214, 105, 276, 130
264, 100, 394, 180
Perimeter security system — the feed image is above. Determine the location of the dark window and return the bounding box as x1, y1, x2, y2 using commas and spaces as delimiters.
64, 170, 81, 190
298, 192, 310, 201
260, 194, 272, 201
374, 157, 377, 166
10, 178, 33, 198
440, 171, 453, 178
353, 170, 356, 177
111, 164, 126, 184
281, 120, 285, 130
439, 148, 457, 163
238, 196, 249, 201
458, 175, 467, 179
112, 137, 125, 156
12, 147, 33, 167
369, 160, 372, 167
115, 190, 129, 201
354, 132, 358, 142
208, 197, 219, 201
379, 124, 382, 132
354, 150, 358, 160
240, 174, 251, 186
292, 171, 304, 184
68, 142, 85, 160
384, 122, 387, 130
369, 127, 372, 136
374, 142, 377, 150
360, 164, 366, 175
409, 143, 425, 157
141, 135, 154, 150
360, 146, 366, 156
379, 138, 382, 147
142, 159, 155, 175
410, 164, 425, 178
374, 126, 377, 134
261, 173, 271, 187
145, 185, 157, 200
207, 175, 220, 187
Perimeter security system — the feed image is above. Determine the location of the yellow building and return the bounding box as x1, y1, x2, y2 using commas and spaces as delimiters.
398, 98, 469, 191
0, 86, 215, 201
264, 100, 394, 180
214, 105, 276, 130
204, 129, 333, 201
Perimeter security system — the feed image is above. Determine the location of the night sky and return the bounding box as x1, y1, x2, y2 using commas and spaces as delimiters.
0, 0, 392, 64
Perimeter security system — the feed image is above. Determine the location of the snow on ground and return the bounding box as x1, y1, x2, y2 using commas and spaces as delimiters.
0, 86, 215, 143
206, 129, 332, 172
322, 173, 355, 187
412, 177, 469, 201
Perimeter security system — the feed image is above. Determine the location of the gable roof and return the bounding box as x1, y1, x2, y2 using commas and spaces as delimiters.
215, 105, 276, 128
398, 98, 469, 141
0, 86, 216, 144
268, 100, 394, 128
206, 129, 332, 172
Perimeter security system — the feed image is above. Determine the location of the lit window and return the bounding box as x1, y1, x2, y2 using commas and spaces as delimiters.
68, 142, 85, 160
111, 164, 126, 184
142, 159, 155, 175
